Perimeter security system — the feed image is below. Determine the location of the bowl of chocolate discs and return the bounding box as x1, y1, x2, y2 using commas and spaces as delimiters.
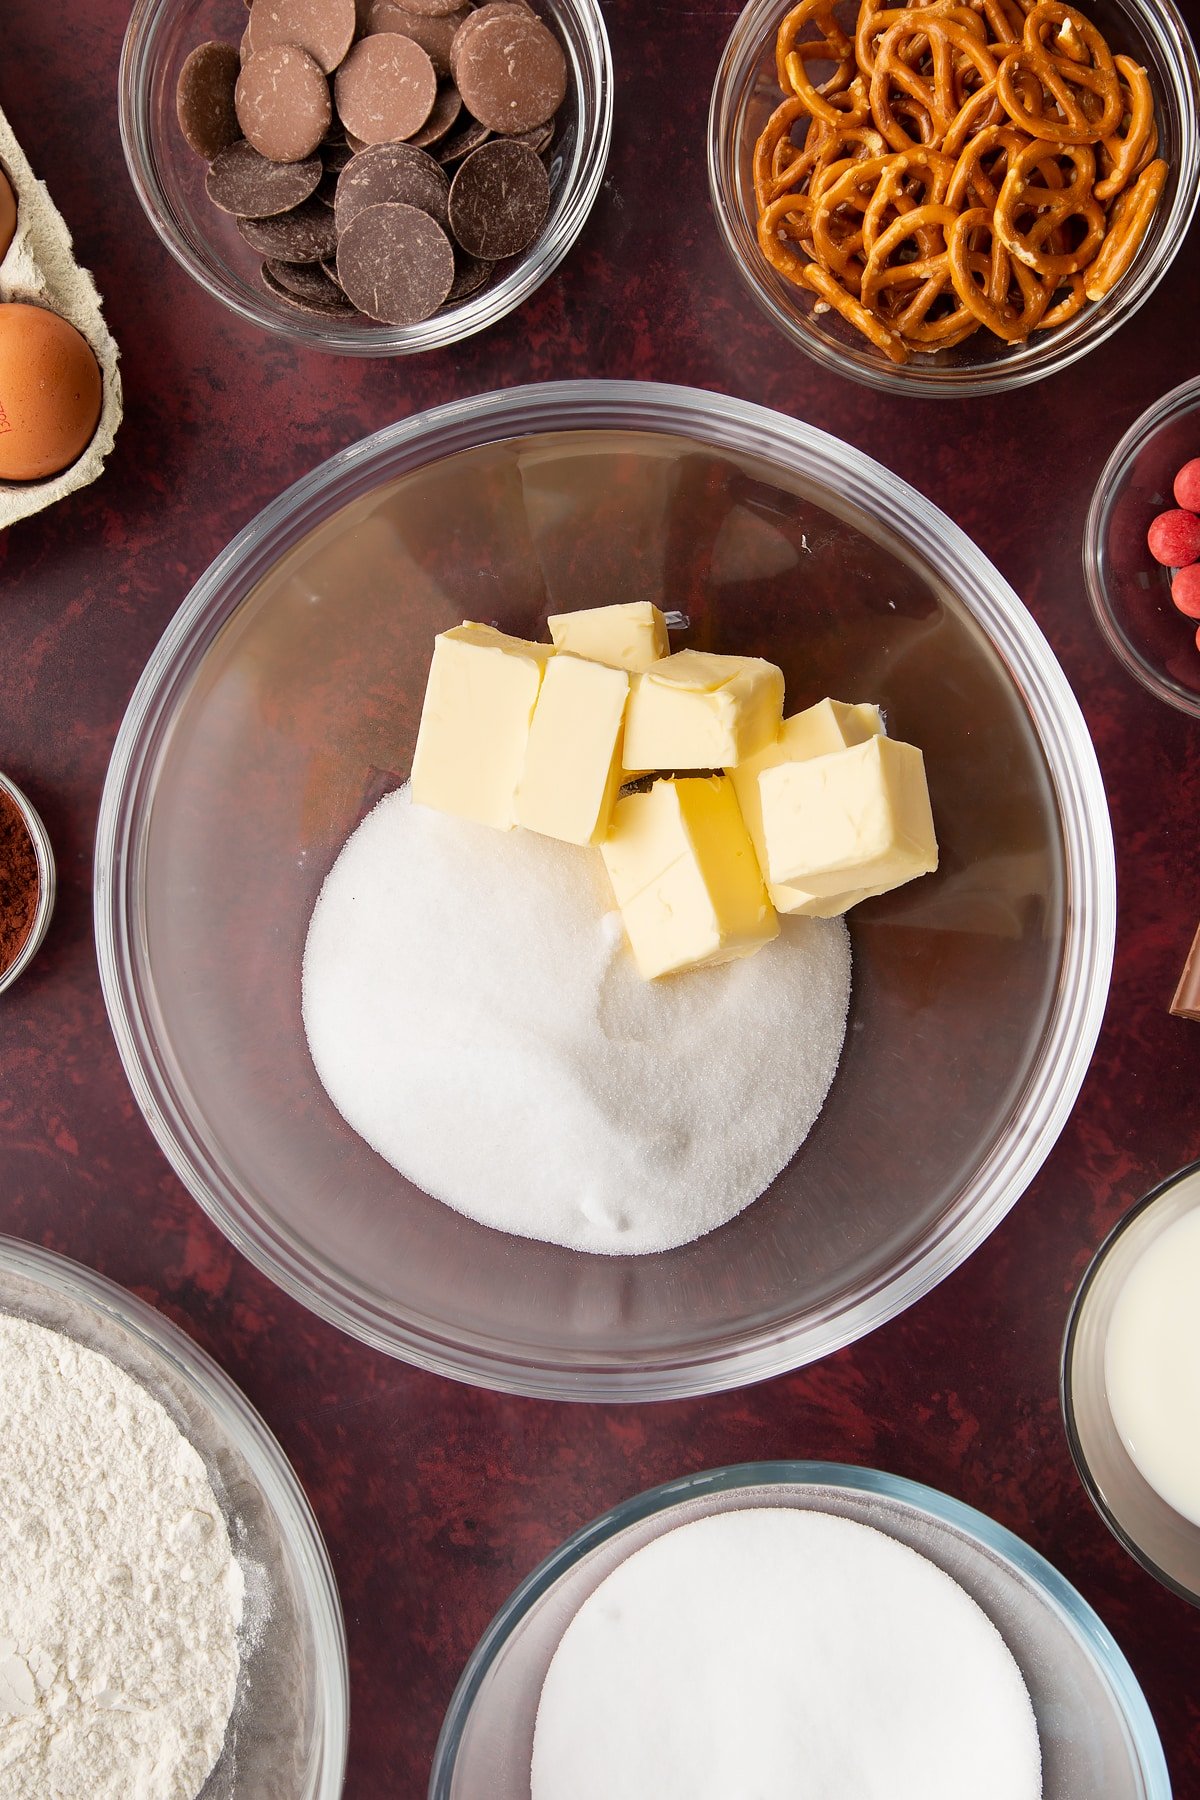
119, 0, 612, 353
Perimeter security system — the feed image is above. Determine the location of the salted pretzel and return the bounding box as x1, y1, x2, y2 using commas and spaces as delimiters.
751, 0, 1166, 364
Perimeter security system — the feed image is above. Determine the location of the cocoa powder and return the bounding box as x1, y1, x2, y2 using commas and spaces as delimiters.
0, 785, 40, 975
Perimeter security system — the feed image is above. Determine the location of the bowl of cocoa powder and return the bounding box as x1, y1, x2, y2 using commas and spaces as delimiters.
0, 771, 54, 995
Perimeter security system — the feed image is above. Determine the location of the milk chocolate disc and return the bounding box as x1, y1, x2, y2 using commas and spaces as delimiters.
177, 42, 242, 160
385, 0, 465, 15
236, 46, 332, 162
334, 140, 451, 232
448, 3, 531, 86
433, 114, 490, 164
336, 200, 455, 321
367, 1, 472, 77
448, 137, 548, 257
334, 34, 437, 144
262, 262, 359, 313
238, 195, 340, 260
453, 13, 565, 133
406, 83, 463, 147
246, 0, 357, 73
206, 140, 324, 215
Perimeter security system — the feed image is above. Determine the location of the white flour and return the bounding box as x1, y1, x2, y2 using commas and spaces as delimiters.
0, 1316, 243, 1800
302, 784, 851, 1255
532, 1508, 1043, 1800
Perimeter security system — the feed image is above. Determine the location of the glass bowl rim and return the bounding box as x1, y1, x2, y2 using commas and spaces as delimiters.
705, 0, 1200, 398
428, 1458, 1170, 1800
1060, 1151, 1200, 1610
117, 0, 614, 358
1082, 373, 1200, 718
93, 378, 1116, 1401
0, 769, 57, 997
0, 1231, 350, 1796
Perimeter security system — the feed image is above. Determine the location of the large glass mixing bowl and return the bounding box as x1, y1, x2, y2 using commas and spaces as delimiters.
95, 382, 1114, 1400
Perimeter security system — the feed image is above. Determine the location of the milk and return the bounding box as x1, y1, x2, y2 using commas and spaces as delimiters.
1104, 1206, 1200, 1527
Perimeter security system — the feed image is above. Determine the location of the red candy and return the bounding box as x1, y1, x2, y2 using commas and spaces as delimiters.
1147, 508, 1200, 568
1172, 563, 1200, 619
1174, 457, 1200, 513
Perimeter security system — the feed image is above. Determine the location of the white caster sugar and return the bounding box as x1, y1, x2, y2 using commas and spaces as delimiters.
302, 785, 850, 1255
531, 1509, 1042, 1800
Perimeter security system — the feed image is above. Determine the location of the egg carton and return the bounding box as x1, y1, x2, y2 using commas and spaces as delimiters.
0, 103, 122, 530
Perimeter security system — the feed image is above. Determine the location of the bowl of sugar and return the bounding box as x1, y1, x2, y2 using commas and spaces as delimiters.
431, 1461, 1169, 1799
95, 381, 1114, 1399
1062, 1158, 1200, 1607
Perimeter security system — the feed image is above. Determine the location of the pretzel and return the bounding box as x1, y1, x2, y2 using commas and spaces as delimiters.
995, 2, 1122, 142
751, 0, 1165, 363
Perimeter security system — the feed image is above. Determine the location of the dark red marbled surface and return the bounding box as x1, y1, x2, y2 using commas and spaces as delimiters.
3, 1, 1200, 1793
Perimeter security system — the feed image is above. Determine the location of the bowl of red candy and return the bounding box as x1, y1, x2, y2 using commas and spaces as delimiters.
1085, 375, 1200, 716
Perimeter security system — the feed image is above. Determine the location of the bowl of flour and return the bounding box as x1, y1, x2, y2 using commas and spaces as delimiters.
430, 1461, 1169, 1800
0, 1236, 348, 1800
95, 381, 1115, 1399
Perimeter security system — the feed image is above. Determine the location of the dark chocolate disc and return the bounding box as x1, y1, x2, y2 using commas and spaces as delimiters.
453, 13, 565, 133
334, 34, 437, 144
237, 195, 340, 260
265, 256, 353, 303
447, 137, 548, 258
384, 0, 465, 15
235, 45, 332, 163
443, 250, 495, 304
206, 140, 324, 215
433, 114, 490, 164
245, 0, 357, 73
335, 200, 455, 322
261, 262, 360, 313
448, 3, 532, 87
334, 140, 451, 232
176, 42, 242, 160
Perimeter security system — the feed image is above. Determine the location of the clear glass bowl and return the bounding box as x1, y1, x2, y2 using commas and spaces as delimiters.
430, 1461, 1169, 1799
1083, 375, 1200, 717
707, 0, 1200, 396
1062, 1158, 1200, 1608
0, 1234, 348, 1798
118, 0, 611, 355
94, 381, 1115, 1400
0, 770, 55, 996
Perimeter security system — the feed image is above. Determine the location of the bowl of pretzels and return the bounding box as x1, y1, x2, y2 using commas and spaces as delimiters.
708, 0, 1200, 393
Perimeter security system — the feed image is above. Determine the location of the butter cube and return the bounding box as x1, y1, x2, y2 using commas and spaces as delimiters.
600, 776, 778, 980
547, 602, 669, 673
621, 650, 784, 773
758, 735, 938, 898
730, 698, 884, 914
515, 654, 630, 845
411, 622, 554, 830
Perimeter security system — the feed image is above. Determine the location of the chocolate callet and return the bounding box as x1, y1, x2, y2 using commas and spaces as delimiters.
176, 42, 242, 160
452, 12, 565, 133
334, 140, 451, 232
261, 262, 360, 314
447, 136, 549, 258
408, 83, 464, 148
335, 200, 455, 322
367, 2, 472, 78
206, 141, 324, 216
238, 195, 340, 261
245, 0, 357, 73
334, 34, 437, 145
1170, 923, 1200, 1022
235, 45, 332, 163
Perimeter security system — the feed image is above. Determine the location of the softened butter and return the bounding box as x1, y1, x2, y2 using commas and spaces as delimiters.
547, 602, 669, 673
516, 653, 630, 845
758, 735, 938, 897
600, 775, 778, 980
411, 622, 554, 830
621, 650, 784, 773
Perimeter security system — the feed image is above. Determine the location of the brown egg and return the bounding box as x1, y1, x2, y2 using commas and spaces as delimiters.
0, 303, 103, 482
0, 166, 15, 261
